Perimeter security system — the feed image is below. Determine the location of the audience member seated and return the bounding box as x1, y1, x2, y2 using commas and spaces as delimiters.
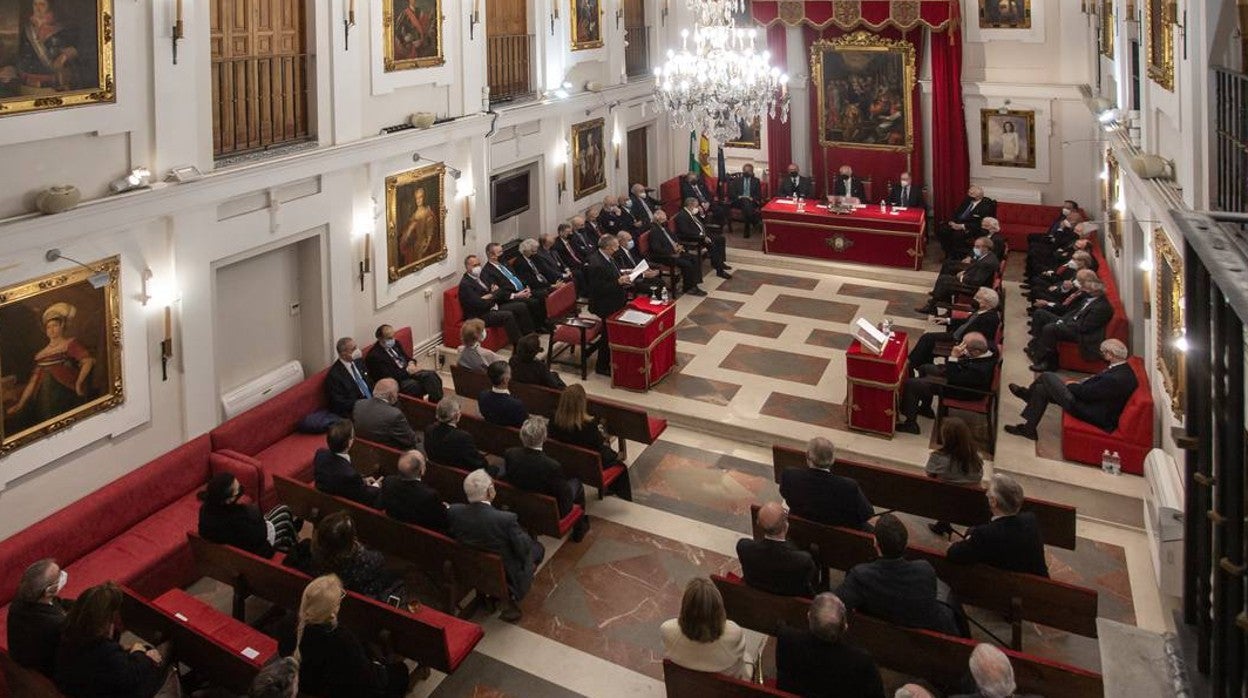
1026, 215, 1090, 278
378, 450, 449, 533
555, 222, 592, 272
907, 287, 1001, 371
7, 559, 71, 678
1027, 268, 1098, 329
627, 183, 662, 230
549, 384, 633, 500
937, 185, 996, 259
536, 231, 579, 291
830, 164, 866, 203
314, 420, 380, 507
198, 473, 298, 558
248, 656, 299, 698
775, 592, 885, 698
1005, 338, 1138, 441
458, 254, 534, 347
325, 336, 373, 418
949, 643, 1039, 698
914, 237, 999, 315
835, 514, 963, 637
352, 378, 419, 450
779, 437, 875, 531
482, 242, 547, 327
365, 324, 443, 402
284, 575, 408, 698
1024, 274, 1113, 372
478, 360, 529, 428
729, 163, 764, 237
424, 396, 493, 474
509, 333, 566, 389
504, 416, 590, 542
513, 238, 559, 295
646, 209, 707, 296
598, 195, 633, 235
448, 470, 545, 622
887, 171, 924, 209
660, 578, 751, 680
570, 215, 597, 252
613, 230, 663, 295
947, 475, 1049, 578
284, 511, 402, 602
1026, 250, 1094, 305
1025, 199, 1081, 254
941, 218, 1005, 274
457, 318, 504, 373
925, 417, 985, 537
896, 333, 996, 435
680, 171, 723, 225
776, 163, 814, 199
674, 196, 732, 279
583, 206, 608, 246
735, 502, 817, 597
54, 582, 171, 698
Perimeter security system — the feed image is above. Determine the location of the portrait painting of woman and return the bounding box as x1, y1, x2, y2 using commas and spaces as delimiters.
386, 164, 448, 282
981, 110, 1036, 169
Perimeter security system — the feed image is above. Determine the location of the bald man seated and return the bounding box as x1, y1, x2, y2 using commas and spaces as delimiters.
736, 502, 818, 597
775, 593, 885, 698
1005, 338, 1137, 441
377, 450, 449, 533
896, 333, 996, 435
949, 643, 1042, 698
352, 378, 420, 450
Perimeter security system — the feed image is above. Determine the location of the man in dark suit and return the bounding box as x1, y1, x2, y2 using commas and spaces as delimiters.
597, 196, 624, 234
646, 210, 706, 296
627, 183, 660, 230
736, 502, 817, 597
477, 360, 528, 428
512, 238, 554, 295
458, 254, 535, 347
614, 231, 662, 295
830, 165, 866, 202
536, 231, 578, 289
896, 333, 996, 434
378, 450, 449, 532
779, 437, 875, 531
1005, 339, 1137, 440
481, 242, 547, 327
938, 186, 997, 258
950, 643, 1041, 698
887, 172, 924, 209
1025, 202, 1082, 271
555, 222, 591, 271
581, 209, 608, 248
836, 514, 962, 636
352, 378, 419, 450
313, 420, 380, 506
776, 163, 814, 198
915, 237, 999, 315
448, 469, 545, 621
674, 197, 732, 279
424, 397, 493, 474
729, 163, 764, 237
680, 171, 724, 225
365, 324, 443, 401
504, 416, 590, 541
947, 474, 1049, 577
1026, 251, 1093, 304
940, 217, 1006, 275
1025, 274, 1114, 371
324, 336, 373, 418
776, 592, 886, 698
586, 234, 634, 376
907, 288, 1001, 371
7, 559, 71, 677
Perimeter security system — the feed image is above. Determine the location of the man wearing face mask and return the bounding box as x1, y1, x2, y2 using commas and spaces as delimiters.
1025, 273, 1113, 372
896, 334, 996, 436
8, 558, 71, 677
481, 242, 548, 327
907, 288, 1001, 374
365, 323, 444, 402
1031, 267, 1098, 317
887, 172, 924, 208
627, 183, 661, 230
1027, 251, 1093, 305
613, 231, 662, 295
325, 336, 375, 417
458, 253, 535, 348
1026, 206, 1084, 276
940, 217, 1005, 275
729, 163, 764, 237
777, 163, 813, 198
915, 237, 999, 315
830, 165, 865, 203
937, 185, 996, 258
675, 196, 732, 279
352, 377, 420, 450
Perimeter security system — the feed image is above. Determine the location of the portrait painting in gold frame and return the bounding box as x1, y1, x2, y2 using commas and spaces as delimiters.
725, 117, 762, 149
978, 0, 1032, 29
812, 32, 916, 152
1144, 0, 1174, 91
571, 0, 603, 51
383, 0, 445, 72
0, 0, 116, 117
386, 164, 448, 282
981, 109, 1037, 169
571, 117, 607, 200
1153, 229, 1184, 416
1099, 0, 1114, 58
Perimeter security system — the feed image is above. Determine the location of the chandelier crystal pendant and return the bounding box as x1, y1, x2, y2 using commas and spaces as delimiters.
653, 0, 790, 144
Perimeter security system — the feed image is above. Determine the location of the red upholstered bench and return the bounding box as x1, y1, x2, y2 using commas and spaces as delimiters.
659, 175, 720, 219
152, 588, 278, 667
1061, 357, 1154, 475
441, 286, 510, 351
997, 201, 1062, 252
1057, 240, 1129, 373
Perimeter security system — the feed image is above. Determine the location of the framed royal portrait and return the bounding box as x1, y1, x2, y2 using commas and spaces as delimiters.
0, 256, 123, 454
725, 117, 761, 149
1153, 229, 1184, 416
570, 0, 603, 51
1144, 0, 1174, 91
386, 164, 448, 282
811, 32, 916, 152
383, 0, 445, 72
571, 117, 607, 200
1099, 0, 1114, 58
0, 0, 115, 117
978, 0, 1032, 29
981, 110, 1036, 169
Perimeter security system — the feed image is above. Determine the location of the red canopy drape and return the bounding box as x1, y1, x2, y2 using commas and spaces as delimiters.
930, 29, 969, 219
766, 22, 793, 195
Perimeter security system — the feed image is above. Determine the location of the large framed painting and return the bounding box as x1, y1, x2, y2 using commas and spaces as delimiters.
383, 0, 445, 72
811, 31, 916, 152
978, 0, 1032, 29
571, 117, 607, 200
725, 117, 761, 149
0, 256, 123, 454
0, 0, 115, 117
1153, 229, 1184, 416
981, 109, 1036, 169
1099, 0, 1114, 58
1144, 0, 1174, 91
570, 0, 602, 51
386, 164, 447, 282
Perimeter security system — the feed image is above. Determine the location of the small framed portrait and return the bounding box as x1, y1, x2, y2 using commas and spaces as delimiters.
978, 0, 1032, 29
1153, 229, 1184, 416
571, 117, 607, 200
0, 256, 123, 454
383, 0, 445, 72
570, 0, 603, 51
0, 0, 116, 117
386, 163, 448, 282
1099, 0, 1114, 58
725, 117, 761, 149
811, 32, 916, 152
1144, 0, 1174, 91
980, 110, 1036, 169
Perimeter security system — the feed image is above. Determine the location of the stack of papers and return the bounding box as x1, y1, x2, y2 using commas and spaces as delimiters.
617, 309, 656, 325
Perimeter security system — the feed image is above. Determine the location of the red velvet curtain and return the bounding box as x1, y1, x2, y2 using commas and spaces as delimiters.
930, 29, 969, 219
765, 22, 792, 195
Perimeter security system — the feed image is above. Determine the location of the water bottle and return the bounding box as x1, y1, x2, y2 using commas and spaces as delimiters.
797, 196, 805, 212
660, 285, 670, 304
879, 199, 886, 213
1110, 451, 1122, 475
1100, 449, 1113, 474
881, 318, 894, 338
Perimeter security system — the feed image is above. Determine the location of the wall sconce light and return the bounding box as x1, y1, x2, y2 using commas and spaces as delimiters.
358, 231, 372, 291
343, 0, 357, 50
996, 99, 1012, 115
469, 0, 481, 40
160, 305, 175, 381
661, 0, 669, 25
613, 131, 622, 169
551, 4, 559, 35
141, 268, 154, 306
171, 0, 184, 64
140, 270, 178, 381
616, 4, 624, 29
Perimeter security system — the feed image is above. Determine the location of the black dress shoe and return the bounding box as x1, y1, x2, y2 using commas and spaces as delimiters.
722, 264, 733, 271
687, 287, 708, 296
1028, 363, 1056, 373
895, 420, 921, 434
717, 270, 733, 279
917, 405, 936, 419
928, 521, 954, 538
914, 305, 935, 315
1008, 383, 1031, 401
1004, 424, 1038, 440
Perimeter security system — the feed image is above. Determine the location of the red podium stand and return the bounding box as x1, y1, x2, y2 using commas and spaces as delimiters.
607, 297, 677, 391
845, 332, 908, 437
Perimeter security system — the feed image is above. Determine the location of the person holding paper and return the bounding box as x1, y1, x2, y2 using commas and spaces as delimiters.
586, 234, 633, 376
614, 231, 661, 295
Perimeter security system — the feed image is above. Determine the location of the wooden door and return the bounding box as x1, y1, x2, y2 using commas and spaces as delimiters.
622, 0, 644, 27
487, 0, 527, 36
627, 127, 649, 188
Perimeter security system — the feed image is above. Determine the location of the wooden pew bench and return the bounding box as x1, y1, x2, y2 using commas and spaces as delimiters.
663, 660, 798, 697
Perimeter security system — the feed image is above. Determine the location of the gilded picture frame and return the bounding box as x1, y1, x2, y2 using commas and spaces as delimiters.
1099, 0, 1114, 58
978, 0, 1032, 29
981, 109, 1037, 169
0, 0, 116, 117
383, 0, 445, 72
812, 32, 916, 152
1144, 0, 1174, 91
386, 163, 448, 282
571, 117, 607, 200
570, 0, 603, 51
0, 256, 123, 454
1105, 150, 1123, 256
725, 117, 762, 149
1153, 228, 1184, 416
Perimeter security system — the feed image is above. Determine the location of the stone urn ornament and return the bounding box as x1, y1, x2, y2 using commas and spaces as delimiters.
35, 185, 81, 215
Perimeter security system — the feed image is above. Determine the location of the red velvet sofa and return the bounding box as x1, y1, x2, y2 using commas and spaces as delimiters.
1056, 239, 1130, 373
996, 201, 1063, 252
1061, 357, 1154, 475
659, 175, 720, 218
442, 286, 511, 351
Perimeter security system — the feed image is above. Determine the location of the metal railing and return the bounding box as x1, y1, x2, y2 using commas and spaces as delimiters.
625, 25, 651, 78
211, 54, 313, 158
1212, 67, 1248, 219
487, 34, 535, 103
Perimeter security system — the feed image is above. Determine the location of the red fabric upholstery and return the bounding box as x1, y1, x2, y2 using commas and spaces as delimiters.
659, 176, 719, 218
601, 464, 626, 488
153, 588, 278, 667
1057, 242, 1129, 372
996, 202, 1062, 251
553, 322, 602, 345
545, 282, 577, 320
209, 367, 328, 458
1061, 357, 1154, 476
557, 505, 585, 537
442, 287, 509, 351
251, 433, 323, 508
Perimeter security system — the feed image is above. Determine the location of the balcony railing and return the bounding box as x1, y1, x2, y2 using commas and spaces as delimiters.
211, 54, 312, 158
1213, 66, 1248, 218
625, 25, 651, 79
488, 34, 535, 104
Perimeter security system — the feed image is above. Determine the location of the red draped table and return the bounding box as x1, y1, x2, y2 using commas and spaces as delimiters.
845, 332, 908, 437
607, 297, 677, 392
762, 199, 926, 270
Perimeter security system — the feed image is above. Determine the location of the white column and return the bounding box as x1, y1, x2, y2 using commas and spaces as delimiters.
786, 25, 812, 173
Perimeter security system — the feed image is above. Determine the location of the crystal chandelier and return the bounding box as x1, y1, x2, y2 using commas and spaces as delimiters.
653, 0, 789, 144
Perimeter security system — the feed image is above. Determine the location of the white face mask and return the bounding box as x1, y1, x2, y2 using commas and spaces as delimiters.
381, 338, 396, 349
625, 241, 634, 250
1066, 260, 1078, 269
480, 328, 487, 342
900, 180, 910, 187
350, 347, 363, 361
48, 570, 67, 596
1072, 280, 1083, 291
469, 265, 482, 277
1061, 207, 1072, 216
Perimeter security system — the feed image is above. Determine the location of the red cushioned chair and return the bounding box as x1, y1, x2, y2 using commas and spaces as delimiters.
935, 359, 1002, 455
997, 201, 1063, 252
442, 286, 510, 351
544, 282, 602, 380
637, 231, 679, 297
1057, 242, 1129, 373
1061, 357, 1154, 475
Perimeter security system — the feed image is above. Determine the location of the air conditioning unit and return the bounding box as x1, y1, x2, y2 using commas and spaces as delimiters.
1143, 448, 1185, 598
220, 360, 305, 419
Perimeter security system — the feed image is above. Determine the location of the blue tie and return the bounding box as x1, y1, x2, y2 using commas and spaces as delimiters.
350, 362, 371, 398
498, 264, 524, 291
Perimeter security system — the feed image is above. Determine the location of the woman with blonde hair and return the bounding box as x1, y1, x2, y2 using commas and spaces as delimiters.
660, 577, 750, 679
550, 384, 631, 500
457, 318, 503, 372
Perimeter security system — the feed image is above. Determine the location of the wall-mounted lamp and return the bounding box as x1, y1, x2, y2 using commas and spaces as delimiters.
160, 306, 174, 381
172, 0, 184, 64
469, 0, 481, 40
551, 3, 559, 35
44, 249, 110, 288
613, 131, 622, 169
344, 0, 357, 50
616, 4, 624, 29
661, 0, 669, 25
358, 231, 372, 292
141, 268, 154, 305
139, 267, 178, 381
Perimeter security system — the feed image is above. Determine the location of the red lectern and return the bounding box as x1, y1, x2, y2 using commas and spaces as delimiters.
845, 331, 908, 436
606, 297, 677, 391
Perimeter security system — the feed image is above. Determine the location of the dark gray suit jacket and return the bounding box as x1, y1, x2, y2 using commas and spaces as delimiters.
352, 397, 418, 450
835, 557, 961, 636
448, 502, 540, 599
